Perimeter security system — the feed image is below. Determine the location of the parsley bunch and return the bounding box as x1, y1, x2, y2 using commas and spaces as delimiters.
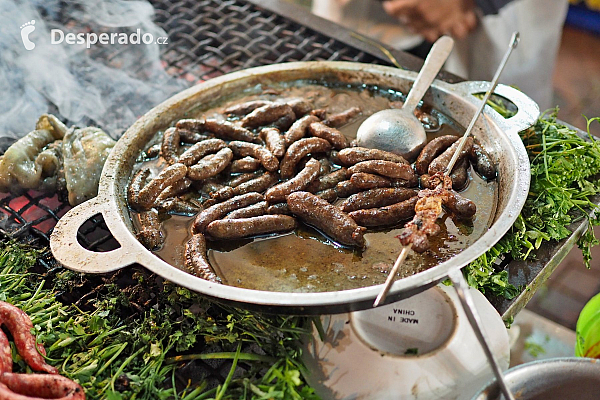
0, 241, 317, 400
464, 111, 600, 297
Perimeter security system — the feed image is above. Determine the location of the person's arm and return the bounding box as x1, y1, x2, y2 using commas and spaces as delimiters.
383, 0, 478, 41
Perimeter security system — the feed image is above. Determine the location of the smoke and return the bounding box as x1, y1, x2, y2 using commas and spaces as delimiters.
0, 0, 188, 139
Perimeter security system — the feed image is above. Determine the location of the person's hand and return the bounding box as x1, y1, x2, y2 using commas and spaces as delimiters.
382, 0, 478, 42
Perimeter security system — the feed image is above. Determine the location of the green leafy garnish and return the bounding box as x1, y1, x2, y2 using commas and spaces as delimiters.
464, 112, 600, 297
0, 241, 316, 399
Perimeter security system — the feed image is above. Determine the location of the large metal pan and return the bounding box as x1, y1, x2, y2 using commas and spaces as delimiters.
50, 61, 538, 314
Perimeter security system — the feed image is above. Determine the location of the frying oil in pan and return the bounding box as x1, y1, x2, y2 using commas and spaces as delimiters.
135, 82, 498, 293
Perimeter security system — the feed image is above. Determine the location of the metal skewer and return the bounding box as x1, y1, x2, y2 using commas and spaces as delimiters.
374, 31, 520, 308
373, 32, 521, 400
445, 31, 520, 174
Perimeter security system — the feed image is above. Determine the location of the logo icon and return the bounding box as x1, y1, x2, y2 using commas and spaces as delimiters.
20, 20, 36, 51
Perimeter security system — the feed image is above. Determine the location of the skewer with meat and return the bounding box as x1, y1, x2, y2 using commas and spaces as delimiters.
398, 173, 476, 253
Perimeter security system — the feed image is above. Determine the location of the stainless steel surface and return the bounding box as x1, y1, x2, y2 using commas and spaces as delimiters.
471, 357, 600, 400
447, 32, 519, 174
357, 36, 454, 159
449, 269, 515, 400
50, 61, 539, 314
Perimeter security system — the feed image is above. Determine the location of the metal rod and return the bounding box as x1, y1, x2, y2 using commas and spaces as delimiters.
373, 246, 410, 307
448, 269, 515, 400
373, 32, 520, 309
445, 31, 520, 174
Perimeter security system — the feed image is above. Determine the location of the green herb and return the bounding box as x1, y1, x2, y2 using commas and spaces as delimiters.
404, 348, 419, 355
464, 111, 600, 297
524, 340, 547, 358
0, 241, 317, 399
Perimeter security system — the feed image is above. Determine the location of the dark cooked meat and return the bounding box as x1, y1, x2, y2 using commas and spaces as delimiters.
185, 233, 221, 283
265, 158, 321, 203
415, 135, 458, 175
340, 187, 418, 212
349, 196, 418, 227
337, 147, 408, 166
279, 137, 332, 178
206, 215, 297, 239
193, 192, 264, 233
287, 191, 365, 248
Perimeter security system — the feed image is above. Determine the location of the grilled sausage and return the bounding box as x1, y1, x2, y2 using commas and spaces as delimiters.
226, 201, 268, 219
137, 163, 188, 209
450, 157, 469, 191
229, 156, 262, 173
0, 331, 11, 374
469, 142, 497, 180
322, 106, 361, 128
317, 157, 333, 175
287, 191, 366, 247
415, 135, 458, 175
137, 208, 164, 249
0, 302, 58, 374
178, 138, 226, 166
225, 100, 273, 116
348, 160, 416, 181
350, 172, 392, 190
308, 121, 350, 149
157, 198, 200, 215
206, 215, 297, 239
161, 127, 180, 165
280, 137, 332, 178
315, 188, 338, 203
265, 158, 321, 203
310, 108, 328, 120
335, 179, 362, 198
241, 103, 295, 128
185, 233, 220, 283
229, 141, 279, 172
179, 129, 212, 144
337, 147, 408, 166
259, 127, 286, 158
176, 118, 206, 132
204, 119, 259, 143
428, 137, 474, 175
128, 167, 151, 208
444, 191, 477, 218
340, 188, 418, 212
284, 115, 319, 146
227, 172, 260, 188
267, 202, 291, 215
200, 180, 226, 195
306, 167, 349, 192
287, 98, 313, 118
0, 372, 85, 399
145, 144, 161, 158
348, 196, 418, 227
188, 147, 233, 181
193, 192, 264, 233
272, 109, 296, 132
212, 172, 279, 201
156, 177, 192, 202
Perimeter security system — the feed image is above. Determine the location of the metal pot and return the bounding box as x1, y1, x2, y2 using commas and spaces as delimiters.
50, 61, 538, 314
471, 357, 600, 400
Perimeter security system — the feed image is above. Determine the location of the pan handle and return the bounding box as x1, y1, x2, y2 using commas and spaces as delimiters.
50, 196, 137, 273
451, 81, 540, 134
